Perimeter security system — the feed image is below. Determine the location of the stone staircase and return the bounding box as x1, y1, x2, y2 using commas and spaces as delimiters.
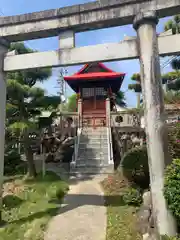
71, 127, 113, 174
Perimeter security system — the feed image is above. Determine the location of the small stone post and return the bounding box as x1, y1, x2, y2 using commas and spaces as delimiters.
106, 98, 110, 127
133, 11, 177, 236
78, 99, 82, 128
0, 38, 9, 222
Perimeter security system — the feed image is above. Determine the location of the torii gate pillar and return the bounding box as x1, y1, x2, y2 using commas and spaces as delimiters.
133, 11, 177, 236
0, 38, 8, 220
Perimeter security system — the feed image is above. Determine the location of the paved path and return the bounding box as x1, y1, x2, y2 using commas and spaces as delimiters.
44, 174, 107, 240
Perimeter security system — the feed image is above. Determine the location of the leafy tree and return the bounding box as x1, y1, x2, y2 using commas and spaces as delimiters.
163, 15, 180, 90
6, 42, 59, 177
66, 94, 77, 112
164, 91, 180, 104
115, 91, 126, 107
128, 73, 141, 93
129, 71, 180, 94
8, 42, 52, 87
164, 15, 180, 35
7, 80, 60, 177
128, 73, 142, 107
162, 71, 180, 91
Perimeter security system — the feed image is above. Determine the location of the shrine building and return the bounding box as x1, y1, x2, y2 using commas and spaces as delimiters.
64, 62, 126, 128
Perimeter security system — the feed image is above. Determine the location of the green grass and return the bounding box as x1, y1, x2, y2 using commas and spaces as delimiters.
101, 172, 142, 240
0, 171, 69, 240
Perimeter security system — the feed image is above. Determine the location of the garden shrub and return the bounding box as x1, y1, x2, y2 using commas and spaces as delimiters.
3, 194, 23, 210
121, 145, 149, 189
122, 187, 142, 206
56, 187, 68, 200
4, 148, 22, 175
164, 158, 180, 223
168, 123, 180, 159
47, 181, 69, 201
161, 235, 180, 240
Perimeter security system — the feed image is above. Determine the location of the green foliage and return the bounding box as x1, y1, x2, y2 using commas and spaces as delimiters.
162, 71, 180, 82
67, 94, 77, 112
128, 73, 142, 93
116, 91, 126, 107
101, 173, 142, 240
164, 91, 180, 104
4, 148, 22, 175
121, 145, 149, 189
1, 172, 68, 240
128, 83, 142, 93
122, 187, 142, 206
164, 159, 180, 223
161, 235, 180, 240
171, 58, 180, 71
164, 15, 180, 34
56, 185, 69, 199
8, 42, 52, 87
31, 95, 60, 110
3, 195, 23, 210
168, 123, 180, 159
130, 70, 180, 92
131, 73, 141, 82
6, 42, 59, 177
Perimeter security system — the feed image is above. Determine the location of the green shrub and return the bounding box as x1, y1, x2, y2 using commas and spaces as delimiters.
161, 235, 180, 240
56, 187, 67, 200
121, 145, 149, 189
3, 194, 23, 209
122, 187, 142, 206
164, 158, 180, 223
47, 182, 69, 201
168, 123, 180, 158
4, 148, 22, 175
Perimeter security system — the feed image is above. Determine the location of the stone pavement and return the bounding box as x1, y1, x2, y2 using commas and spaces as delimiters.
44, 174, 107, 240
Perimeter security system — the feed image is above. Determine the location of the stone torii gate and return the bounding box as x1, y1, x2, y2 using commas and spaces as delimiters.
0, 0, 180, 236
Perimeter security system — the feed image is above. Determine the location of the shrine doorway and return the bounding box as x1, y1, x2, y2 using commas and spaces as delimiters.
82, 87, 106, 128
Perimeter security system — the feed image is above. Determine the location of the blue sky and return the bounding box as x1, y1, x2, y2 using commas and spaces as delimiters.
1, 0, 173, 107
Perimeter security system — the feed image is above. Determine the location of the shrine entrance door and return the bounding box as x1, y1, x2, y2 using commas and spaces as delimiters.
81, 87, 107, 128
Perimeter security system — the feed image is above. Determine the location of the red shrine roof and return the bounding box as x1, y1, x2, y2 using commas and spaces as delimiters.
64, 62, 126, 93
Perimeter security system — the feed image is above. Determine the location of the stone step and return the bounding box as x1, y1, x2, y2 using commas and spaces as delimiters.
77, 154, 108, 159
78, 152, 108, 157
82, 127, 107, 131
70, 165, 113, 174
78, 149, 109, 154
76, 162, 109, 168
77, 157, 108, 162
82, 138, 108, 141
81, 131, 107, 135
82, 132, 107, 136
82, 129, 107, 132
77, 152, 107, 157
81, 134, 108, 138
78, 146, 109, 150
76, 161, 103, 167
79, 143, 108, 148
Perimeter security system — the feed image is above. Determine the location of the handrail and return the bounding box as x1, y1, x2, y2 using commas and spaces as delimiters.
106, 106, 113, 163
108, 115, 113, 163
71, 111, 82, 166
75, 127, 82, 162
71, 127, 82, 168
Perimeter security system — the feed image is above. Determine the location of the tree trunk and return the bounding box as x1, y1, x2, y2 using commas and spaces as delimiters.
24, 133, 37, 178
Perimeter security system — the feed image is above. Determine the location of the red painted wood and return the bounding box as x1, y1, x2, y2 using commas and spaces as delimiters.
64, 72, 125, 81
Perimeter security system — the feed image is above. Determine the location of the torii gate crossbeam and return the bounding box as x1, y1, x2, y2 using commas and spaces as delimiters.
3, 34, 180, 71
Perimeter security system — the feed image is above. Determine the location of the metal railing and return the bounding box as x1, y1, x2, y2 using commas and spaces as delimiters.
70, 113, 82, 167
106, 108, 113, 164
